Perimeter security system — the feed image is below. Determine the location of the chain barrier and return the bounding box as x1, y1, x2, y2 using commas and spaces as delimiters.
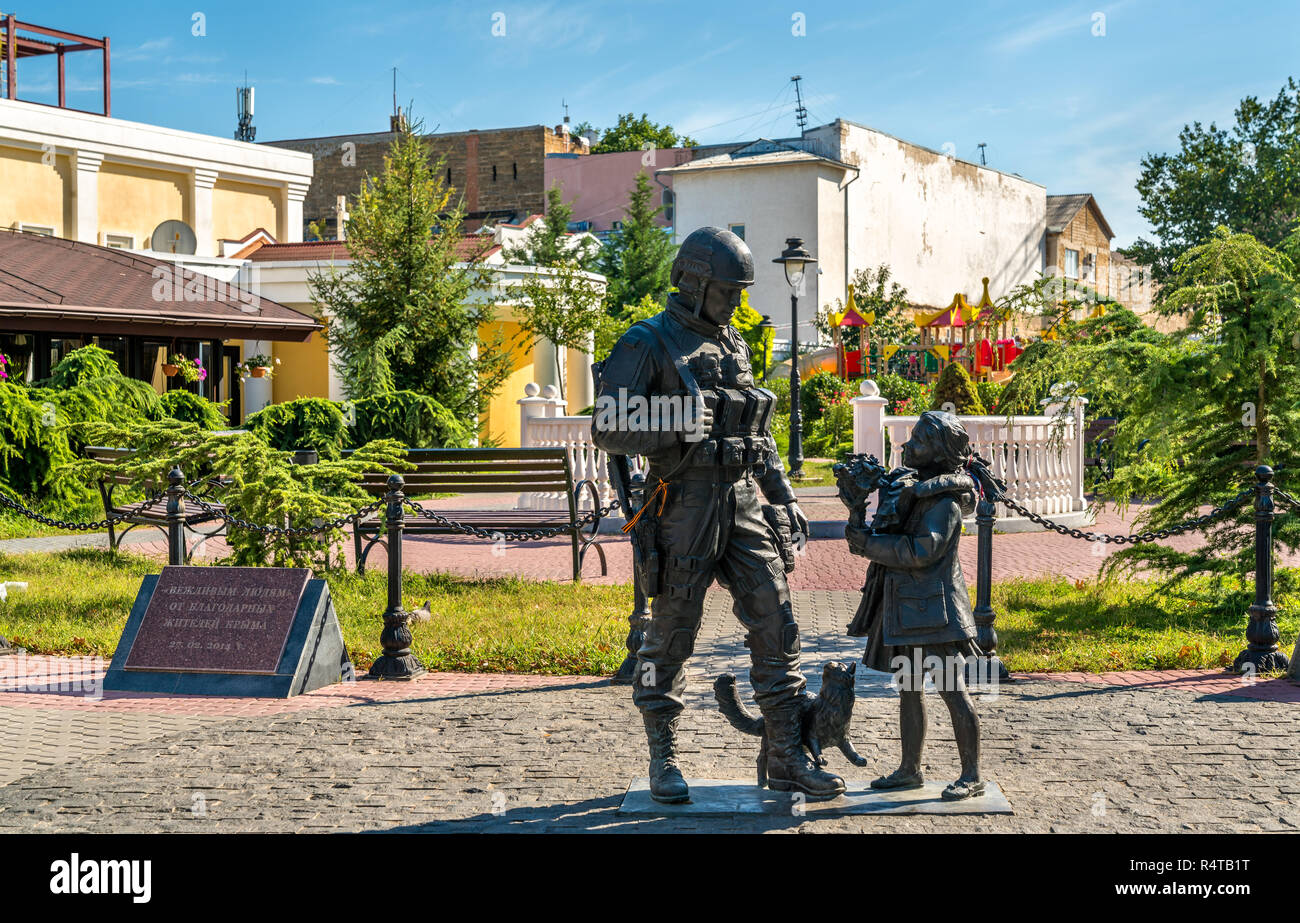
1271, 488, 1300, 514
994, 485, 1255, 544
401, 497, 621, 541
0, 491, 170, 532
182, 491, 387, 538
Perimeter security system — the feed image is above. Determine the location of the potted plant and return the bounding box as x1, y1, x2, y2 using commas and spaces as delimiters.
166, 354, 205, 384
239, 354, 279, 379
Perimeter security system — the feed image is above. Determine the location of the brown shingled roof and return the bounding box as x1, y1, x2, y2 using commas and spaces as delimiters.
0, 230, 320, 342
245, 236, 500, 263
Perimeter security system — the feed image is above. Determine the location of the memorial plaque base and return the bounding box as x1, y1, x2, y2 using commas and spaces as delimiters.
617, 779, 1013, 816
104, 573, 354, 697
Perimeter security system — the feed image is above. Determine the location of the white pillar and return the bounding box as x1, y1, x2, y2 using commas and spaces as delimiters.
517, 382, 547, 446
243, 339, 273, 416
851, 379, 888, 460
284, 182, 309, 243
1073, 396, 1089, 511
71, 150, 103, 244
190, 168, 218, 257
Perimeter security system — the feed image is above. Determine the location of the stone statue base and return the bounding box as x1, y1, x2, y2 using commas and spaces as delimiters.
618, 778, 1012, 816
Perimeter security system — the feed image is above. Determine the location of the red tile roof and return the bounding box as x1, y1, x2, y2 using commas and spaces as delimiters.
246, 235, 501, 263
0, 230, 320, 342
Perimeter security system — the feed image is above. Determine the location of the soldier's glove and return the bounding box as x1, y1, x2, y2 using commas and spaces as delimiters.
786, 501, 810, 542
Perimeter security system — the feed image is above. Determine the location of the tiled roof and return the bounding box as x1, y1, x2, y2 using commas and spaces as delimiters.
0, 230, 320, 342
246, 236, 500, 263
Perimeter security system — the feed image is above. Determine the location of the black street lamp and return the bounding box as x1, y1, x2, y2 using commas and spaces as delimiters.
773, 237, 816, 480
758, 314, 776, 383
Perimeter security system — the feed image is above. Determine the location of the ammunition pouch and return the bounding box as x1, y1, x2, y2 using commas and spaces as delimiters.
762, 503, 797, 573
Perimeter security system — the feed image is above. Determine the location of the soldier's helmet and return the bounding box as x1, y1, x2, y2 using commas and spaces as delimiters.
670, 227, 755, 302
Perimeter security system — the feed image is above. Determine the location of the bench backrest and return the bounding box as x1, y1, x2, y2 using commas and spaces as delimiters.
348, 448, 574, 497
85, 446, 147, 487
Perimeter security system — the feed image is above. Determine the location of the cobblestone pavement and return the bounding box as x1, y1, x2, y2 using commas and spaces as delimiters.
1, 590, 1298, 833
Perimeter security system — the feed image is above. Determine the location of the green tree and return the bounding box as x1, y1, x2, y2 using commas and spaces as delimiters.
309, 122, 512, 430
1095, 228, 1300, 620
513, 260, 610, 401
589, 113, 697, 153
929, 361, 985, 414
504, 185, 598, 268
822, 265, 917, 350
1128, 77, 1300, 285
599, 171, 676, 314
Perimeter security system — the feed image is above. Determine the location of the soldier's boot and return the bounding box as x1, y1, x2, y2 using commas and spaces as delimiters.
642, 711, 690, 804
762, 703, 846, 800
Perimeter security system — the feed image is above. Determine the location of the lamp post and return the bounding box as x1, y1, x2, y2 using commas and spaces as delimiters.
773, 237, 816, 480
758, 314, 776, 383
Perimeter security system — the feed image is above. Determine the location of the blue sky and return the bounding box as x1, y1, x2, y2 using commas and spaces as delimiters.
23, 0, 1300, 247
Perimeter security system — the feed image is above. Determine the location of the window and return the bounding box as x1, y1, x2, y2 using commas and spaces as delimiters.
662, 188, 675, 224
446, 167, 452, 184
1063, 248, 1079, 279
19, 223, 54, 237
611, 220, 623, 232
103, 232, 135, 250
492, 164, 497, 182
512, 162, 518, 180
728, 223, 745, 241
1081, 252, 1095, 283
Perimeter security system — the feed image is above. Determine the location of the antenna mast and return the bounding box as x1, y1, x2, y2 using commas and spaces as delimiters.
791, 75, 808, 137
235, 72, 255, 142
977, 142, 987, 166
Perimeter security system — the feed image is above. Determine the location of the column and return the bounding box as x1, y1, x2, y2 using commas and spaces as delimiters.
851, 379, 888, 460
71, 150, 103, 244
283, 182, 309, 243
242, 339, 273, 416
190, 168, 218, 257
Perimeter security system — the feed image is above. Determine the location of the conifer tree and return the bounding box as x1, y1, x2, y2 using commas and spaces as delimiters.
599, 171, 675, 313
310, 122, 512, 430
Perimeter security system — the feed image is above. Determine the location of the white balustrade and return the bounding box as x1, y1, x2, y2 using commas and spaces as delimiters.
516, 383, 639, 513
858, 379, 1088, 522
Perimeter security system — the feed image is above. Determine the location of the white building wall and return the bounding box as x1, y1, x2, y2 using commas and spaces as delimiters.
814, 121, 1045, 310
669, 162, 828, 343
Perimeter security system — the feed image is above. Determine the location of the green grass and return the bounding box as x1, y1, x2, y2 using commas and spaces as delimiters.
0, 549, 630, 675
0, 550, 1290, 675
791, 459, 836, 488
993, 574, 1299, 673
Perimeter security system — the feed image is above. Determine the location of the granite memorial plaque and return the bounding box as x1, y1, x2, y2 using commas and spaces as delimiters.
104, 566, 354, 697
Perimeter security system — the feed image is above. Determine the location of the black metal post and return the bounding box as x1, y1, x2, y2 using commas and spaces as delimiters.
1233, 465, 1289, 675
968, 495, 1009, 685
166, 465, 185, 566
366, 474, 425, 680
788, 291, 805, 479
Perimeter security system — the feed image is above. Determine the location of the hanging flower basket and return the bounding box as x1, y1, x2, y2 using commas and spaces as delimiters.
237, 354, 280, 380
161, 363, 180, 377
250, 366, 269, 378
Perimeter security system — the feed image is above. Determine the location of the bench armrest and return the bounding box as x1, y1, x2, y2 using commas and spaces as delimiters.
573, 479, 603, 537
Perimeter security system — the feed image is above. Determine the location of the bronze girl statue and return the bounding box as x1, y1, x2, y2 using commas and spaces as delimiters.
843, 410, 986, 800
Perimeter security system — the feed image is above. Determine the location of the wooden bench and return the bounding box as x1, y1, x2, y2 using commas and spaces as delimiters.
348, 448, 608, 582
85, 446, 229, 561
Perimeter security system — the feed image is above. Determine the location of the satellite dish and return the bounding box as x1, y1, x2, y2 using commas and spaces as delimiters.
150, 220, 197, 255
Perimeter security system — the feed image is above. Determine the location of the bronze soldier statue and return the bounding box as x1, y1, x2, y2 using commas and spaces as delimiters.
592, 226, 845, 804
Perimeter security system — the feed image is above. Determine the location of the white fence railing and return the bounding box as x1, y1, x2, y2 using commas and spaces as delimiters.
517, 383, 635, 512
852, 379, 1087, 521
515, 380, 1088, 526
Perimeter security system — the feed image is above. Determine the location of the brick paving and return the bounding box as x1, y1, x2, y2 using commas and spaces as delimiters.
1, 590, 1298, 833
33, 495, 1290, 590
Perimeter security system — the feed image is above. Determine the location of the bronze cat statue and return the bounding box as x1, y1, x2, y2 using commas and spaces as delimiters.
714, 661, 869, 787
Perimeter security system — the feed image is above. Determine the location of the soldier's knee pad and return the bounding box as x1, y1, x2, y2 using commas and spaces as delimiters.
729, 558, 791, 628
640, 610, 701, 665
743, 600, 800, 663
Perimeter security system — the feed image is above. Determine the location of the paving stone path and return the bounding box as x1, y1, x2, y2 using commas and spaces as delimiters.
1, 590, 1297, 834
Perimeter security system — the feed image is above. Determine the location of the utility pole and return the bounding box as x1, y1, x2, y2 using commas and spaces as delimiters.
791, 75, 808, 137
